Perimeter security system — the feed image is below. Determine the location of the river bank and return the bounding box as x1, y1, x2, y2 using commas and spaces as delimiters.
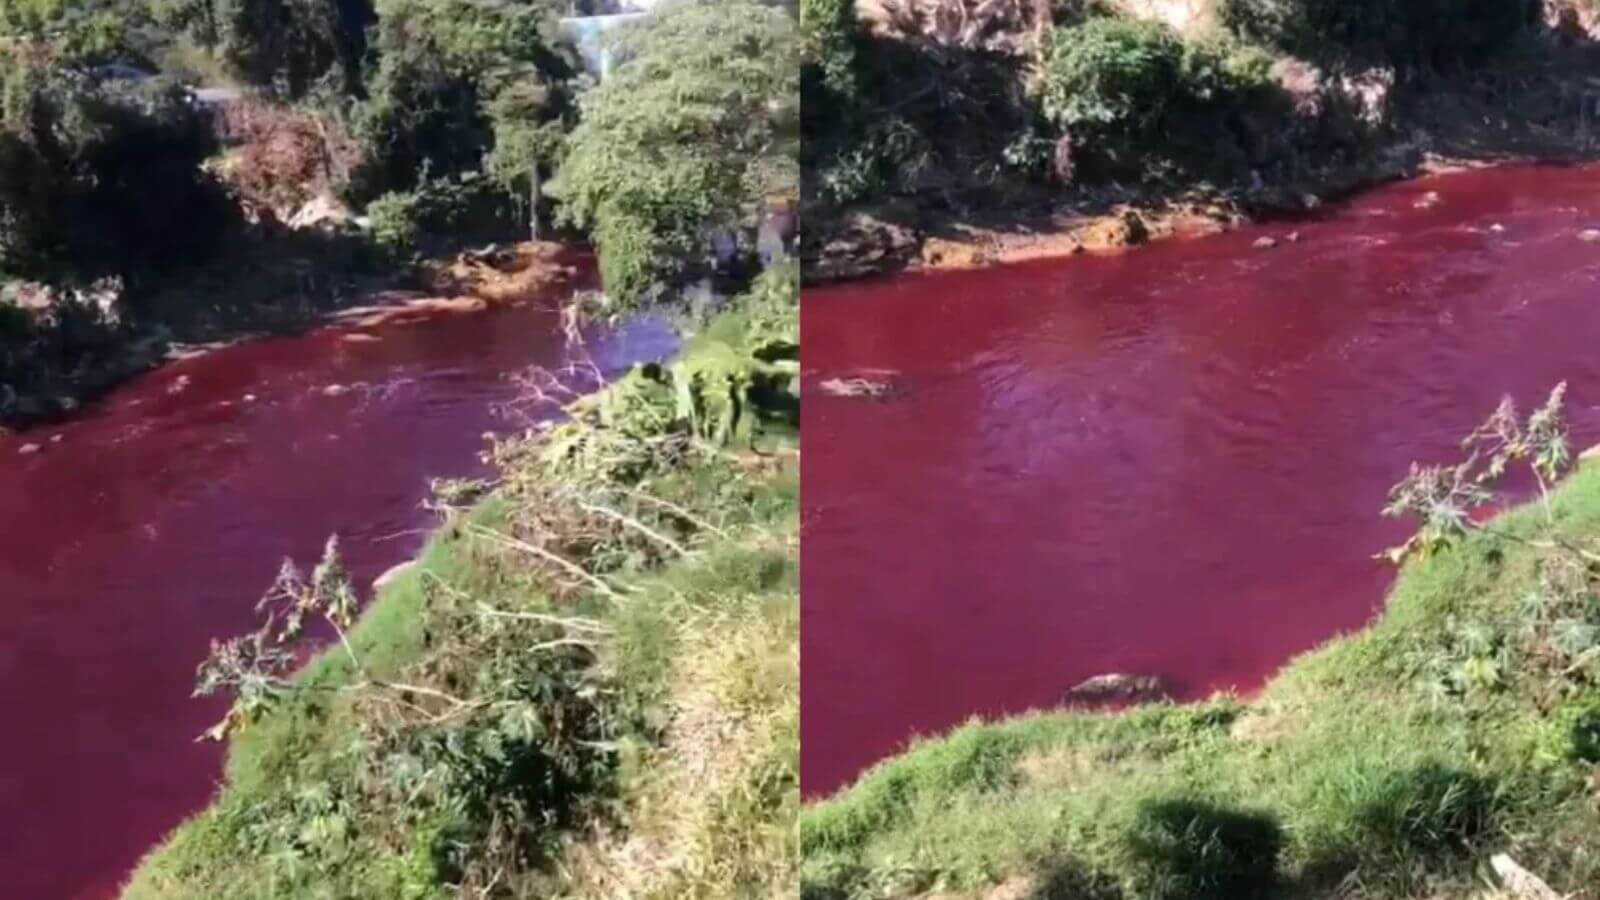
801, 162, 1600, 897
118, 264, 800, 899
802, 3, 1600, 283
0, 237, 582, 437
803, 450, 1600, 900
0, 261, 678, 899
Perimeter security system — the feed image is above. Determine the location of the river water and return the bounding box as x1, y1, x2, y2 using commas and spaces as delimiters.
0, 253, 674, 899
802, 164, 1600, 797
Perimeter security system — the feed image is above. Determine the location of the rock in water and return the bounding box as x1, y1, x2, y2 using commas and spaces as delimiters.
1414, 191, 1442, 209
1253, 236, 1279, 250
17, 443, 41, 455
1065, 673, 1167, 703
1580, 229, 1600, 243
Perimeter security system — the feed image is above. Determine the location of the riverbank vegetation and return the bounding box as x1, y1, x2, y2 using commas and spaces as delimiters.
803, 385, 1600, 899
0, 0, 794, 428
800, 0, 1600, 277
123, 257, 798, 898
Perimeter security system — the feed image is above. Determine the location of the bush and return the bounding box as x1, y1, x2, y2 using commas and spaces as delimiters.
1218, 0, 1539, 69
1124, 799, 1283, 900
1039, 16, 1280, 180
365, 174, 513, 257
552, 0, 798, 307
0, 59, 225, 280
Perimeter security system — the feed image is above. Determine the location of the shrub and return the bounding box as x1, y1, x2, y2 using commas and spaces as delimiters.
1039, 16, 1279, 180
365, 174, 512, 257
0, 59, 225, 280
1124, 799, 1283, 900
1218, 0, 1539, 69
552, 0, 798, 307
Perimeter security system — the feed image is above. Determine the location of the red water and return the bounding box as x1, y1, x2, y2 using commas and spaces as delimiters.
0, 257, 674, 899
801, 164, 1600, 797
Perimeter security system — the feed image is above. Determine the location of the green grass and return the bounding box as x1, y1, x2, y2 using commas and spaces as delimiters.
122, 273, 800, 899
802, 460, 1600, 900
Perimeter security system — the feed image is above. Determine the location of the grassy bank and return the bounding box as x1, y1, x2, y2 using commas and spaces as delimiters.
802, 397, 1600, 899
122, 265, 799, 899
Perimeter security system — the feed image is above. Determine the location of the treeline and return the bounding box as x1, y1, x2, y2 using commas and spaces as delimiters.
800, 0, 1549, 214
0, 0, 796, 304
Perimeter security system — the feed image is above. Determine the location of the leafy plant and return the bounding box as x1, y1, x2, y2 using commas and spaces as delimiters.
1038, 17, 1278, 181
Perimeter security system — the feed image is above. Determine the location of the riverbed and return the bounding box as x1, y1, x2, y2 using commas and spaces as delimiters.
0, 252, 674, 899
801, 164, 1600, 797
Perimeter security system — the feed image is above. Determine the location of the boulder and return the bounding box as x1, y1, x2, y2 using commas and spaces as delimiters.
1064, 673, 1167, 703
288, 193, 356, 233
1080, 211, 1149, 251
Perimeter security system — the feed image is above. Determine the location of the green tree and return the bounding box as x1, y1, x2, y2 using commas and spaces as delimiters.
351, 0, 572, 214
553, 0, 798, 306
210, 0, 373, 96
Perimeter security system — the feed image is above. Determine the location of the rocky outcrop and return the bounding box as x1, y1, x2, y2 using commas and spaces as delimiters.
1080, 210, 1149, 250
1064, 673, 1168, 703
287, 193, 356, 233
804, 212, 922, 282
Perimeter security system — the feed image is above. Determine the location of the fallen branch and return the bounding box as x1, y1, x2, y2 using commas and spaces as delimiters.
466, 524, 628, 602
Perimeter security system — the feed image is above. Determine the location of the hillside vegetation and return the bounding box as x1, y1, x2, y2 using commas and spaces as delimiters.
800, 0, 1600, 275
124, 259, 800, 898
803, 387, 1600, 900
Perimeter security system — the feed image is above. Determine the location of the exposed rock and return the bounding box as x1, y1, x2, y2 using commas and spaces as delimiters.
1064, 673, 1167, 703
242, 393, 258, 403
17, 443, 40, 455
805, 212, 922, 281
287, 193, 356, 233
1081, 210, 1149, 251
1490, 222, 1507, 233
1580, 228, 1600, 242
920, 236, 989, 269
1253, 236, 1279, 250
1414, 191, 1443, 209
322, 383, 350, 396
167, 374, 192, 395
49, 434, 62, 444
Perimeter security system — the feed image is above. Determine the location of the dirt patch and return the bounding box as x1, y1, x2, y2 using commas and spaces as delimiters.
418, 241, 580, 302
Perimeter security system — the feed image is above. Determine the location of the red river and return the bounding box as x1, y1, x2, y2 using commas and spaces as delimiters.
802, 164, 1600, 797
0, 256, 674, 899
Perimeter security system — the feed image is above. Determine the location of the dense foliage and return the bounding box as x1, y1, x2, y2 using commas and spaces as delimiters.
1218, 0, 1540, 69
350, 0, 572, 207
553, 0, 799, 306
1039, 17, 1281, 181
0, 58, 224, 280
